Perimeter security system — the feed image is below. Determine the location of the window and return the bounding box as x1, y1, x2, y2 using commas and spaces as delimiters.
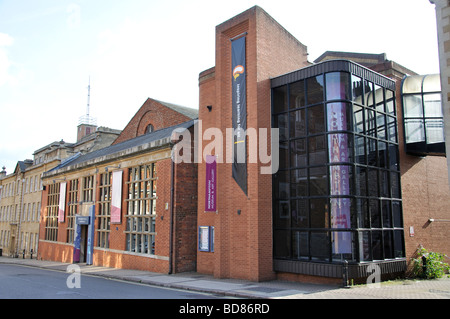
97, 172, 112, 248
45, 183, 60, 241
67, 179, 78, 244
272, 65, 404, 264
402, 74, 445, 154
82, 176, 94, 202
145, 124, 154, 134
125, 164, 157, 255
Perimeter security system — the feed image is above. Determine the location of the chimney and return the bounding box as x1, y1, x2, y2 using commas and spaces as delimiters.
0, 166, 6, 179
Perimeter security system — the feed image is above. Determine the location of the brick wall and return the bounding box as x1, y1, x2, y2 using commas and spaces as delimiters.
112, 98, 195, 145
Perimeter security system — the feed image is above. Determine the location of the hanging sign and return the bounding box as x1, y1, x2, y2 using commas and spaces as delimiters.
231, 35, 247, 195
58, 182, 66, 223
111, 170, 123, 224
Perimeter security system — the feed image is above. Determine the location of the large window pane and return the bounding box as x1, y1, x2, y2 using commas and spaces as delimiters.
367, 138, 377, 167
306, 75, 324, 105
404, 95, 423, 117
369, 199, 381, 228
352, 75, 363, 104
394, 230, 405, 258
332, 231, 354, 262
310, 232, 329, 261
380, 170, 390, 198
368, 169, 379, 197
391, 172, 401, 199
425, 119, 445, 144
357, 199, 370, 229
279, 142, 289, 169
424, 93, 442, 117
355, 166, 367, 197
372, 231, 383, 260
290, 139, 307, 168
309, 166, 328, 196
292, 231, 309, 259
377, 113, 386, 140
365, 81, 374, 107
274, 230, 291, 259
292, 199, 308, 228
366, 108, 376, 138
359, 231, 372, 261
355, 135, 366, 165
310, 198, 329, 228
405, 119, 425, 143
273, 85, 288, 113
353, 105, 364, 134
274, 113, 288, 141
393, 201, 403, 228
374, 85, 385, 113
308, 135, 327, 164
290, 80, 305, 109
326, 72, 351, 101
291, 169, 307, 197
387, 116, 397, 143
386, 89, 395, 115
384, 230, 394, 259
274, 200, 290, 228
308, 104, 325, 134
382, 200, 392, 228
274, 171, 289, 199
290, 109, 306, 138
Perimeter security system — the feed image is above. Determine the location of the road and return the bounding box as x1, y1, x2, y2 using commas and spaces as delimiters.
0, 264, 229, 299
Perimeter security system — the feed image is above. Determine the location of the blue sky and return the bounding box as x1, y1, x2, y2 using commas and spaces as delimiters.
0, 0, 440, 173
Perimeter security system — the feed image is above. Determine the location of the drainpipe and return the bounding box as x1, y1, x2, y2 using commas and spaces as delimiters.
16, 178, 25, 258
168, 151, 175, 275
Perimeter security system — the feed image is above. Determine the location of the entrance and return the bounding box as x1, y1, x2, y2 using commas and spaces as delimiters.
79, 225, 88, 263
73, 205, 95, 265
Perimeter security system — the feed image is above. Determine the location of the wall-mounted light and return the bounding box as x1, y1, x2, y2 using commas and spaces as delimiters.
429, 218, 450, 223
206, 105, 212, 112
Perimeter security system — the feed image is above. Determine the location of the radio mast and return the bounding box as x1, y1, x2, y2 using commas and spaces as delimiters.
77, 77, 97, 142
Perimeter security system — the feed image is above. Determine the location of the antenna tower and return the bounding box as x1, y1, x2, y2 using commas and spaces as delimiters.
78, 76, 97, 126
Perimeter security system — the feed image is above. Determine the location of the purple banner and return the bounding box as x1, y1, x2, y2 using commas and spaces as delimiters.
205, 155, 217, 212
327, 103, 351, 254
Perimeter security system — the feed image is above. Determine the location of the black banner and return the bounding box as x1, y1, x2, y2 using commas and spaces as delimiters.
231, 36, 247, 195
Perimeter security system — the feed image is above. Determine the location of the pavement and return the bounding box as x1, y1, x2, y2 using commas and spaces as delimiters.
1, 256, 450, 299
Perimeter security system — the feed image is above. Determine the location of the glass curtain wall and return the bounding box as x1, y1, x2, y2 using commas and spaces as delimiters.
273, 66, 405, 265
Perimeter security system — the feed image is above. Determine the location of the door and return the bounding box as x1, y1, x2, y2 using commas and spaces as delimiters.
80, 225, 88, 263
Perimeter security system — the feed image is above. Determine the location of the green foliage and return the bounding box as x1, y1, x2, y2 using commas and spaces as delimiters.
412, 247, 450, 279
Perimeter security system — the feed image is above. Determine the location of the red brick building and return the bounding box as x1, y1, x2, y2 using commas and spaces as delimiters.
39, 98, 198, 274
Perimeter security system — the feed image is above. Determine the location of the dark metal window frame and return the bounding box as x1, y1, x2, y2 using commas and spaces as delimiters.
271, 60, 405, 272
401, 75, 445, 155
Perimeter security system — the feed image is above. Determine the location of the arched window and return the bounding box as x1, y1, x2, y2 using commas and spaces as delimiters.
145, 124, 154, 134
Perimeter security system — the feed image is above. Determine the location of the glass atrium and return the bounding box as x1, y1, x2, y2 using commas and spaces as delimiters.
271, 60, 405, 278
